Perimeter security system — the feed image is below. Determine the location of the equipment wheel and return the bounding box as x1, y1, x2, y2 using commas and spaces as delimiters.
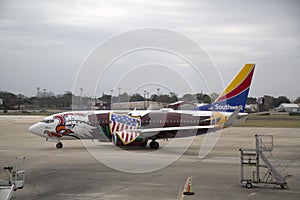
149, 141, 159, 149
246, 182, 252, 189
56, 142, 63, 149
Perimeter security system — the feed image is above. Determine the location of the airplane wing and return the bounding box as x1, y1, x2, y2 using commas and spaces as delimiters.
124, 106, 242, 139
130, 125, 215, 138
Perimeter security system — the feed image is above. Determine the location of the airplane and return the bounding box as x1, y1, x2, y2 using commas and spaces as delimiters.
28, 64, 255, 149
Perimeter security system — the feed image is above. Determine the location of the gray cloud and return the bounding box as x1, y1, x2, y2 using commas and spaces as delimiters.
0, 0, 299, 99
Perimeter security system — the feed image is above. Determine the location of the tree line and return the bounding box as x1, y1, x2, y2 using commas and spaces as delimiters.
0, 90, 299, 111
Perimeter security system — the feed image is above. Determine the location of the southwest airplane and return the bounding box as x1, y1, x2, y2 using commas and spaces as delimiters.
29, 64, 255, 149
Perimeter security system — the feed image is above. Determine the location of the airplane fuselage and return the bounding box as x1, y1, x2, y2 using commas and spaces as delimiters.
29, 109, 246, 149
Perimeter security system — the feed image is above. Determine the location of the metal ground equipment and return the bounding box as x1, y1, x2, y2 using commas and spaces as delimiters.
239, 135, 291, 189
0, 156, 25, 200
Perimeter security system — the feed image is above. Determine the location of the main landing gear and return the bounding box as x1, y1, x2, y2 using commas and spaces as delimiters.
56, 142, 63, 149
149, 140, 159, 149
141, 140, 148, 147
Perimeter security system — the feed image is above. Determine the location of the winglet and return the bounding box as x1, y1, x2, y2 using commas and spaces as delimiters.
224, 105, 242, 127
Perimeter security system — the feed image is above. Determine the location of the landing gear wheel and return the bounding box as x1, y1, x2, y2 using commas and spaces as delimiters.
141, 140, 148, 147
246, 182, 252, 189
56, 142, 63, 149
149, 141, 159, 149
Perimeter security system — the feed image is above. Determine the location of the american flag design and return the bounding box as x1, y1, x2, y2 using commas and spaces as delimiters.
109, 113, 141, 145
115, 131, 140, 145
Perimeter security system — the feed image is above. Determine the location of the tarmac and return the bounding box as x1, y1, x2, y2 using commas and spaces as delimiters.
0, 115, 299, 200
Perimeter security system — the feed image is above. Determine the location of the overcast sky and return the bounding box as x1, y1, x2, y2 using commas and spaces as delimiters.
0, 0, 299, 100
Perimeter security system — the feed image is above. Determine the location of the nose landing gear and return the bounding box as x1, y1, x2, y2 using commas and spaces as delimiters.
56, 142, 63, 149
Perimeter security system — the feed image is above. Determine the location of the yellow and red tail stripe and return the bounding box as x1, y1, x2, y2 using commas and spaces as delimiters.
196, 64, 255, 112
215, 64, 255, 102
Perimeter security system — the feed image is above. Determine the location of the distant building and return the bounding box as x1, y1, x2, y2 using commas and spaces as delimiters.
111, 101, 161, 110
275, 103, 300, 113
245, 104, 259, 112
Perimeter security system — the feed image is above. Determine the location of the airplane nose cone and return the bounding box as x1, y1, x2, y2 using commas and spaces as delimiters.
28, 123, 41, 135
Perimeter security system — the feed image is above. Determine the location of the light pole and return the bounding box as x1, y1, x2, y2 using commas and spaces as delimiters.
43, 89, 46, 111
36, 87, 40, 108
110, 89, 114, 109
94, 95, 97, 110
147, 91, 149, 108
79, 88, 84, 109
144, 90, 147, 109
118, 88, 121, 110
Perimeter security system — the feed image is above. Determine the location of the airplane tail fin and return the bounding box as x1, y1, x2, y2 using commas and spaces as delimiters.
197, 63, 255, 112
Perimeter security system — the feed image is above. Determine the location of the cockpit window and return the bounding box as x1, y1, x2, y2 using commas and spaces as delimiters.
41, 119, 55, 124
